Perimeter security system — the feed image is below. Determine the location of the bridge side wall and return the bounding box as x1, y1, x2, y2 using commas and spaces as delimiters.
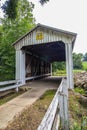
16, 50, 51, 84
25, 53, 51, 78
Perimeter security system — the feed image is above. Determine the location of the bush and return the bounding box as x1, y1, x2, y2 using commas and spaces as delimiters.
53, 69, 66, 76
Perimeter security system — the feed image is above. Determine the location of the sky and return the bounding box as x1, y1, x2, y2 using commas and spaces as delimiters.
0, 0, 87, 54
29, 0, 87, 54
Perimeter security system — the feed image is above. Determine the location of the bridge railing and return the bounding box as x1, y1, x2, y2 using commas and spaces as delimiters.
0, 80, 21, 92
0, 73, 51, 92
37, 78, 69, 130
0, 80, 21, 86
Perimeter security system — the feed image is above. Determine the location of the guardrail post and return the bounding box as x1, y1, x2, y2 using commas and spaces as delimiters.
15, 82, 19, 92
15, 87, 19, 92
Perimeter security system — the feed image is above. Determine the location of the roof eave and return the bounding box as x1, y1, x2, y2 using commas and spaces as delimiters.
12, 23, 77, 46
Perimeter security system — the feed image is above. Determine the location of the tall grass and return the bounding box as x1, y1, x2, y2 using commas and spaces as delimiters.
53, 69, 84, 76
82, 61, 87, 71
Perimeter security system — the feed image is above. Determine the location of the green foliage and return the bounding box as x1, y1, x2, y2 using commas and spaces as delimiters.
82, 61, 87, 71
83, 53, 87, 61
0, 25, 3, 43
69, 90, 87, 130
52, 62, 66, 76
74, 88, 86, 95
71, 116, 87, 130
52, 62, 66, 72
39, 0, 50, 5
53, 70, 66, 76
73, 53, 83, 70
40, 89, 56, 100
0, 0, 35, 81
0, 91, 24, 105
73, 69, 84, 74
2, 0, 49, 19
2, 0, 18, 19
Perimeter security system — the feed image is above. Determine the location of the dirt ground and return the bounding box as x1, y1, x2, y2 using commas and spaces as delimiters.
0, 90, 56, 130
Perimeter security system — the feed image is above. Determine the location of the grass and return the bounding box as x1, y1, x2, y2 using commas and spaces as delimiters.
0, 91, 24, 105
69, 90, 87, 130
40, 89, 56, 99
82, 61, 87, 71
53, 69, 84, 76
74, 87, 86, 95
52, 61, 87, 76
73, 69, 84, 74
53, 70, 66, 76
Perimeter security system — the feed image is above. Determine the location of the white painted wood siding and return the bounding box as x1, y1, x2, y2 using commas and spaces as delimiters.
14, 27, 74, 50
37, 78, 69, 130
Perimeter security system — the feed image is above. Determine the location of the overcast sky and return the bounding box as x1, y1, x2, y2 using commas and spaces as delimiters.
0, 0, 87, 54
29, 0, 87, 54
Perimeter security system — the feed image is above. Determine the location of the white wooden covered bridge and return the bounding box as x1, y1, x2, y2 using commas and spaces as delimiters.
13, 23, 77, 89
0, 24, 77, 130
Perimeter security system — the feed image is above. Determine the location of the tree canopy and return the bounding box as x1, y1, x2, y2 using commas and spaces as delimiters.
2, 0, 49, 20
0, 0, 49, 81
83, 53, 87, 61
0, 0, 35, 81
73, 53, 83, 69
2, 0, 18, 19
39, 0, 50, 5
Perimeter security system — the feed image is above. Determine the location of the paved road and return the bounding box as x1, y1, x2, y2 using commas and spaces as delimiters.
0, 76, 61, 129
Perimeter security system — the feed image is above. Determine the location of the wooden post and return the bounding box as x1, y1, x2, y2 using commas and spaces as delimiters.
65, 43, 73, 89
59, 79, 69, 130
65, 43, 70, 88
15, 82, 19, 92
68, 43, 74, 89
50, 63, 52, 76
16, 50, 25, 85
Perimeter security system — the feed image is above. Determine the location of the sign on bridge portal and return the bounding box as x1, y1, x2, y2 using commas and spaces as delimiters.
36, 32, 44, 40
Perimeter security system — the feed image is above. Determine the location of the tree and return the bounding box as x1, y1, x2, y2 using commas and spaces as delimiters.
73, 53, 83, 69
0, 0, 35, 81
83, 53, 87, 61
0, 25, 3, 44
52, 62, 66, 72
39, 0, 50, 5
2, 0, 18, 19
2, 0, 49, 19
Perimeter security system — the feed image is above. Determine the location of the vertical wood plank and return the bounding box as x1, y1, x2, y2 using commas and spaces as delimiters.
16, 50, 25, 85
59, 79, 69, 130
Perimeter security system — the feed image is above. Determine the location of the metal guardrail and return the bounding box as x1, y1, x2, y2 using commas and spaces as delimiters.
37, 78, 69, 130
0, 80, 20, 86
0, 80, 21, 92
0, 74, 51, 92
26, 73, 51, 81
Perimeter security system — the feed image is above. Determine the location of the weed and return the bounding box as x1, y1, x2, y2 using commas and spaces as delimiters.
70, 116, 87, 130
74, 88, 86, 95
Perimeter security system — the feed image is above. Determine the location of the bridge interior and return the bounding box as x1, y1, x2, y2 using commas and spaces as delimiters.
22, 41, 65, 78
26, 76, 62, 89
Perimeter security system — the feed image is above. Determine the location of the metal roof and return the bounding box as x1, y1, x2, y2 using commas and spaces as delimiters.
13, 24, 77, 63
13, 23, 77, 46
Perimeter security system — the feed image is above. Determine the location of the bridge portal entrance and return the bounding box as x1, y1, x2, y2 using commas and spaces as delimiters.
13, 24, 77, 89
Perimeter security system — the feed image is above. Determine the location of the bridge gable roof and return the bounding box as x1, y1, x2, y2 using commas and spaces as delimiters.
13, 23, 77, 50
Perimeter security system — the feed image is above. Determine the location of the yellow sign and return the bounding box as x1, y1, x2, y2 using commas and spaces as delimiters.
36, 32, 44, 40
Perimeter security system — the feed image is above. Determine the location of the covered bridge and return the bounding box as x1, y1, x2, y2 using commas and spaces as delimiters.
13, 24, 77, 89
